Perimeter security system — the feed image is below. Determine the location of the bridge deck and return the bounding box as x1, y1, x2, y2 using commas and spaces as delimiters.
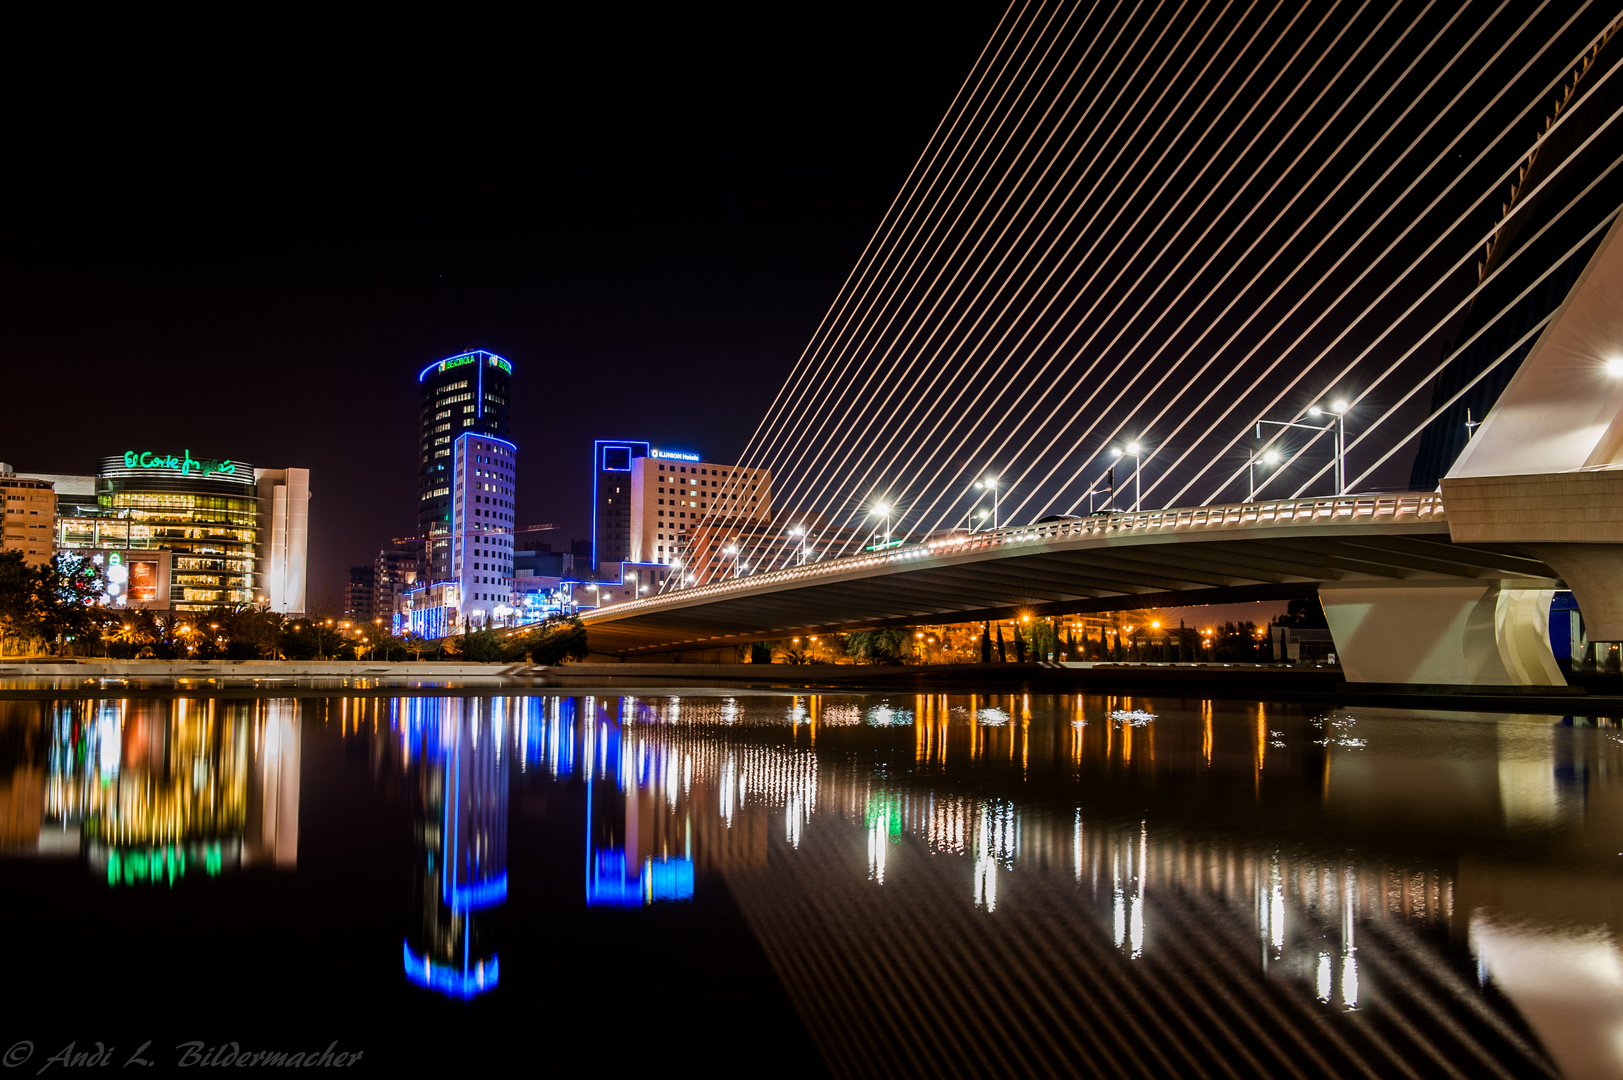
581, 494, 1557, 656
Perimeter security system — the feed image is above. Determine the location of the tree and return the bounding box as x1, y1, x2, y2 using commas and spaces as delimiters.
845, 628, 907, 664
26, 555, 104, 655
0, 551, 35, 658
1275, 595, 1328, 630
981, 622, 992, 663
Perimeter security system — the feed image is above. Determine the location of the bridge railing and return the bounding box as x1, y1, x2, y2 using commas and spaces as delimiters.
593, 492, 1445, 615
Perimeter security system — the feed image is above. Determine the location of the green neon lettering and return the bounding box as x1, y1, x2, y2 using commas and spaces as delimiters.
123, 451, 137, 468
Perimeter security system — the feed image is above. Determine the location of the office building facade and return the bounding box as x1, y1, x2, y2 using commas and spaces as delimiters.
419, 351, 512, 582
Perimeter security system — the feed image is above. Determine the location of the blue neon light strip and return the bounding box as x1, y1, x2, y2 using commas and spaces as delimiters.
447, 872, 508, 912
402, 942, 499, 999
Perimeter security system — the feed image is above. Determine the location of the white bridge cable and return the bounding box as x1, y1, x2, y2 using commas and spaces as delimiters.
730, 0, 1125, 552
725, 0, 1172, 567
788, 0, 1302, 562
877, 0, 1396, 539
820, 0, 1461, 543
998, 0, 1606, 521
668, 0, 1048, 586
759, 0, 1486, 552
986, 0, 1534, 523
681, 5, 1614, 587
685, 0, 1090, 573
706, 2, 1027, 511
714, 1, 1042, 493
1232, 170, 1622, 505
1290, 180, 1623, 497
1154, 29, 1622, 508
770, 0, 1258, 566
1347, 222, 1621, 488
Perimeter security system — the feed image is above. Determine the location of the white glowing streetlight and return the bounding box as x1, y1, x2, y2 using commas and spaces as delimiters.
1112, 442, 1144, 511
870, 503, 892, 546
975, 475, 1000, 529
723, 544, 741, 578
789, 524, 809, 565
1308, 399, 1351, 494
1248, 447, 1283, 501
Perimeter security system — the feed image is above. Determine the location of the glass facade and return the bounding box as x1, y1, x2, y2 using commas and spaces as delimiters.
57, 455, 260, 611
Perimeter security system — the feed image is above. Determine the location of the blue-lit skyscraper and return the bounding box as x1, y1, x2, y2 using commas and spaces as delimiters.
418, 350, 512, 583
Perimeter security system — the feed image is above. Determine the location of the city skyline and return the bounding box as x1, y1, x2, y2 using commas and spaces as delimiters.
0, 7, 1001, 605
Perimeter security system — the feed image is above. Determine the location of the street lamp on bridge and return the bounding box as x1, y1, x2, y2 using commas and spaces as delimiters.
1112, 442, 1145, 511
789, 524, 810, 565
1308, 399, 1350, 494
1248, 447, 1282, 500
871, 503, 892, 546
975, 475, 1000, 529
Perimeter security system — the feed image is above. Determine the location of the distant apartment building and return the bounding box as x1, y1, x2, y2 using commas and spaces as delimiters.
0, 466, 55, 568
344, 565, 376, 620
373, 541, 421, 625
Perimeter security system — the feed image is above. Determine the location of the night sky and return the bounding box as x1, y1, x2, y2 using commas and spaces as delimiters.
0, 6, 1002, 608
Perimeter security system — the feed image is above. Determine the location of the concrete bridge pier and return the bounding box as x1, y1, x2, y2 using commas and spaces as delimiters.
1319, 581, 1565, 687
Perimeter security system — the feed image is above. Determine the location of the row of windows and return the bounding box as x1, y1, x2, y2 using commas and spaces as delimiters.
433, 381, 470, 395
103, 494, 258, 512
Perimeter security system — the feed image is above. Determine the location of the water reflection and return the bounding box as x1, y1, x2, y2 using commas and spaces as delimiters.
0, 697, 299, 884
395, 697, 508, 999
5, 690, 1623, 1075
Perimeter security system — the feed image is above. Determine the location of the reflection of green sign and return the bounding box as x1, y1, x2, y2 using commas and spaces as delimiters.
105, 842, 223, 887
122, 450, 236, 477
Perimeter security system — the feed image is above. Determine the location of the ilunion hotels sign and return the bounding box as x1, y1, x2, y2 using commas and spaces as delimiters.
123, 450, 237, 478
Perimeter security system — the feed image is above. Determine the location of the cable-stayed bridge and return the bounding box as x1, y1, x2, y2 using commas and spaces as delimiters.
584, 3, 1623, 685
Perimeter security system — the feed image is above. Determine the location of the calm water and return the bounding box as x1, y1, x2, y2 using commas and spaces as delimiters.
2, 690, 1620, 1078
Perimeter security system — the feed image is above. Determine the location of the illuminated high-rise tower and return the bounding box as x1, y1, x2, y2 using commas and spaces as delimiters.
417, 350, 512, 582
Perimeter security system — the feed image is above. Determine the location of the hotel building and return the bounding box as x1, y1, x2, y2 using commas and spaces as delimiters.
592, 441, 771, 570
419, 350, 512, 582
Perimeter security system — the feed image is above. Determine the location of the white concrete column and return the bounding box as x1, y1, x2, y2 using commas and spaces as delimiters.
1320, 581, 1564, 686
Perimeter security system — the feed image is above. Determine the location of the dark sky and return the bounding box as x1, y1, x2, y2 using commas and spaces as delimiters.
0, 6, 1003, 608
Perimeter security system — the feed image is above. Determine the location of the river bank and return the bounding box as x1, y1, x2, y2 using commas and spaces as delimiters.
0, 658, 1615, 712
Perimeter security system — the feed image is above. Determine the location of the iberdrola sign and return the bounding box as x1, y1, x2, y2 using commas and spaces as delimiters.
123, 450, 237, 478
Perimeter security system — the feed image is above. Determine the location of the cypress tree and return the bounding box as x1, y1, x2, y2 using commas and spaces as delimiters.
996, 622, 1007, 662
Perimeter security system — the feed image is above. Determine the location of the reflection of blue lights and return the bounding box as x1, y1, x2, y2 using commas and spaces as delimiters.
586, 850, 644, 909
402, 941, 499, 999
447, 872, 507, 912
645, 857, 695, 903
586, 851, 695, 908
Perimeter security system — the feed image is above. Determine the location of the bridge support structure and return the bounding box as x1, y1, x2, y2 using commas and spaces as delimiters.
1319, 581, 1564, 687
